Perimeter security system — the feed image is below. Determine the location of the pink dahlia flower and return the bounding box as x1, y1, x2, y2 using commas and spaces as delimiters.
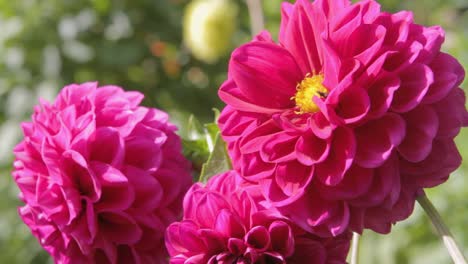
13, 82, 192, 263
166, 170, 351, 263
218, 0, 468, 236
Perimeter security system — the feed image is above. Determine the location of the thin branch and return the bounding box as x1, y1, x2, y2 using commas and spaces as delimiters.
245, 0, 265, 36
417, 194, 467, 264
350, 232, 360, 264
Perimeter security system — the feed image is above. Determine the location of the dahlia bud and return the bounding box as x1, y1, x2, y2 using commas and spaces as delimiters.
183, 0, 238, 63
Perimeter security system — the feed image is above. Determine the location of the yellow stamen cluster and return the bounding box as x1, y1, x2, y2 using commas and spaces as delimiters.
292, 74, 328, 114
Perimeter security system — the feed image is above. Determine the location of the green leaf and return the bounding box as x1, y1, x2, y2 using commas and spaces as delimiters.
182, 138, 209, 173
186, 114, 205, 140
199, 132, 232, 183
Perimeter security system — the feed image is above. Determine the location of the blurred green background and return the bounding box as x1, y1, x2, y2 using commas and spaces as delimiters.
0, 0, 466, 263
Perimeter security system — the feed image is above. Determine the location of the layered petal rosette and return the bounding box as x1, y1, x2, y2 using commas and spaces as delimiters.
13, 83, 192, 263
166, 170, 351, 263
218, 0, 468, 236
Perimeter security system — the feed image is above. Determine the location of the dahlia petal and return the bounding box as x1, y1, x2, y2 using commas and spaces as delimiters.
423, 52, 465, 104
318, 164, 373, 201
240, 120, 282, 154
275, 161, 313, 199
375, 11, 412, 46
241, 153, 276, 181
260, 133, 297, 163
308, 112, 334, 139
281, 0, 324, 74
313, 0, 351, 19
315, 126, 355, 186
272, 110, 310, 133
253, 30, 274, 42
62, 150, 101, 202
91, 162, 135, 212
227, 238, 247, 256
195, 191, 231, 228
279, 2, 294, 42
350, 154, 398, 207
287, 238, 325, 264
367, 76, 400, 119
355, 113, 406, 168
124, 137, 162, 171
391, 63, 433, 112
219, 106, 259, 140
401, 139, 462, 188
328, 85, 370, 124
398, 106, 438, 162
245, 226, 271, 251
214, 209, 245, 239
295, 132, 330, 166
229, 42, 301, 109
69, 198, 98, 249
433, 87, 467, 138
268, 221, 294, 258
124, 165, 163, 211
165, 221, 206, 255
98, 212, 142, 245
410, 25, 444, 64
89, 127, 125, 166
218, 80, 284, 114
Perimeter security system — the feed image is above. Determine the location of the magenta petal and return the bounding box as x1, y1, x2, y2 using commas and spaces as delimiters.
98, 212, 142, 245
350, 154, 398, 208
367, 76, 400, 119
273, 161, 313, 202
295, 132, 330, 166
92, 162, 135, 212
355, 113, 406, 168
245, 226, 271, 251
229, 42, 302, 109
195, 191, 231, 228
401, 139, 462, 188
124, 165, 163, 211
241, 153, 276, 181
328, 85, 370, 124
315, 126, 355, 186
398, 106, 438, 162
214, 209, 245, 239
268, 221, 294, 258
433, 87, 467, 138
165, 221, 206, 255
281, 0, 325, 74
279, 2, 294, 42
260, 133, 298, 163
391, 63, 433, 112
218, 80, 284, 114
423, 52, 465, 104
318, 164, 373, 201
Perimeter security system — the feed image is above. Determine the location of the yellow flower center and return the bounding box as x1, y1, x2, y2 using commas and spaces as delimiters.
292, 74, 328, 114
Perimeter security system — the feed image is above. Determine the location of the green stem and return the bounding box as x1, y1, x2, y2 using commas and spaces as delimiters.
417, 194, 467, 264
245, 0, 265, 36
350, 232, 360, 264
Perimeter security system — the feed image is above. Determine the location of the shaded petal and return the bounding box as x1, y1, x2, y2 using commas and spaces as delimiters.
398, 106, 438, 162
391, 63, 433, 113
315, 126, 355, 186
355, 113, 405, 168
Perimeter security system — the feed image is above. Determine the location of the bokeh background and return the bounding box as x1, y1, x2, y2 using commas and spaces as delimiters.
0, 0, 466, 263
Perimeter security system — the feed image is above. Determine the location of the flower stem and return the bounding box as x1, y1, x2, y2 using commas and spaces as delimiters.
417, 194, 467, 264
350, 232, 360, 264
245, 0, 264, 36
